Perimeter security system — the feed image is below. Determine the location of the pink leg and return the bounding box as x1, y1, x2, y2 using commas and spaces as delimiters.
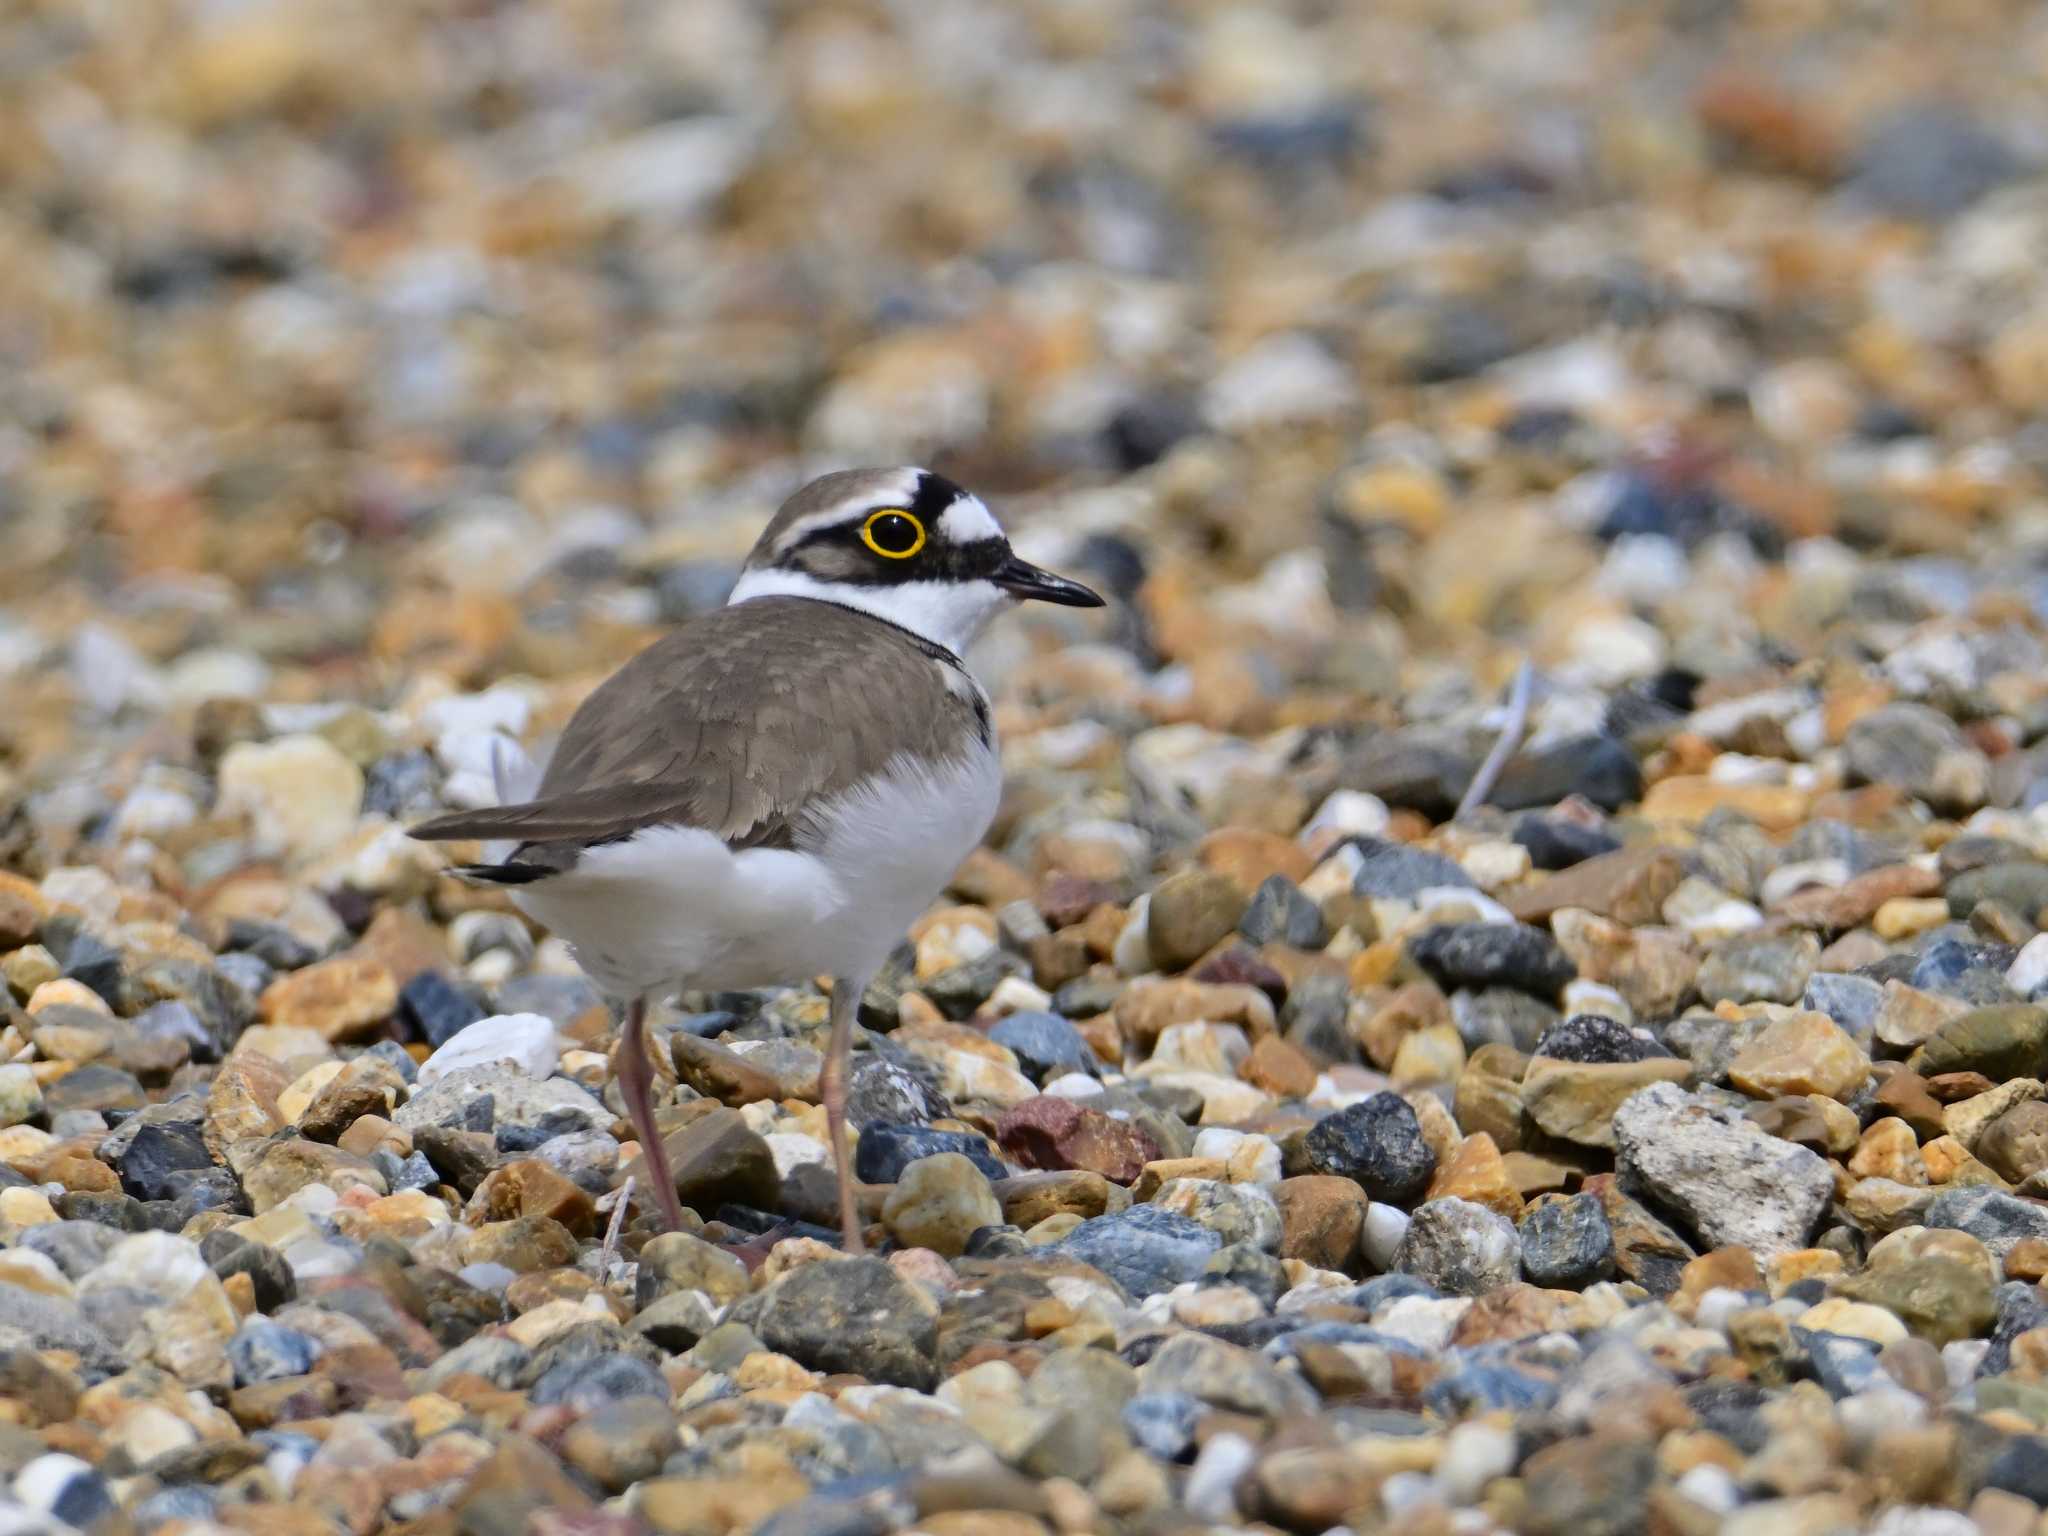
824, 973, 870, 1252
617, 995, 686, 1230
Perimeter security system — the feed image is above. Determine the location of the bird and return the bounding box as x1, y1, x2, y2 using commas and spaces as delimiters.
409, 467, 1104, 1249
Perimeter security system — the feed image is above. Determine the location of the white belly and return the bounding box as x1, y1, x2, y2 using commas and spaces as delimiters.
510, 744, 1002, 999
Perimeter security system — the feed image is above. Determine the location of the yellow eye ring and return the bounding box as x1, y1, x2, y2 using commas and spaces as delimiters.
860, 508, 926, 559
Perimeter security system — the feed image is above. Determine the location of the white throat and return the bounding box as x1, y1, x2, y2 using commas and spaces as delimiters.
725, 566, 1011, 656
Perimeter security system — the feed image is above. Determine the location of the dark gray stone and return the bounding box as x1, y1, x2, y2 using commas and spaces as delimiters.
1533, 1014, 1663, 1064
1302, 1093, 1436, 1203
987, 1012, 1097, 1081
1238, 875, 1327, 949
1408, 922, 1576, 997
530, 1351, 671, 1411
754, 1257, 939, 1390
1347, 837, 1475, 898
1519, 1194, 1615, 1288
853, 1125, 1003, 1184
1048, 1204, 1223, 1298
227, 1320, 322, 1385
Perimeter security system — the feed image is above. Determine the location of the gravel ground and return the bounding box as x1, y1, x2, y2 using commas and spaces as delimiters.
11, 2, 2048, 1534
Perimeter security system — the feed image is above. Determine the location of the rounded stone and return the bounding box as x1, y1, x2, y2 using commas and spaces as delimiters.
881, 1152, 1004, 1258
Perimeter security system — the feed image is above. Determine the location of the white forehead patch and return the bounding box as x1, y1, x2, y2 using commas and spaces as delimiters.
938, 494, 1002, 545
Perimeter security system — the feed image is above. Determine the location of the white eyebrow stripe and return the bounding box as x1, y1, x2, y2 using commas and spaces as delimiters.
768, 468, 931, 557
938, 494, 1001, 545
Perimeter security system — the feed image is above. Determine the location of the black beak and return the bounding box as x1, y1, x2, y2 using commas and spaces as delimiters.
993, 555, 1105, 608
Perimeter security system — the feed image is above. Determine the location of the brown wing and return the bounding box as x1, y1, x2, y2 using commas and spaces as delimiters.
409, 597, 983, 854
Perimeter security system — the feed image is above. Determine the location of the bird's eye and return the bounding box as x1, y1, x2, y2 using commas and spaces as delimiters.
860, 509, 926, 559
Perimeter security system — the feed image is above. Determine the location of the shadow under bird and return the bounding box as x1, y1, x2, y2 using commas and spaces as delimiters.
409, 467, 1104, 1248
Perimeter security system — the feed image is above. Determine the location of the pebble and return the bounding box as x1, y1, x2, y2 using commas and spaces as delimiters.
1613, 1083, 1835, 1258
416, 1013, 560, 1086
1393, 1197, 1522, 1296
1300, 1092, 1437, 1203
881, 1153, 1003, 1257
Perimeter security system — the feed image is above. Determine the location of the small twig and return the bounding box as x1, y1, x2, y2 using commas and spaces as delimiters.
598, 1175, 633, 1278
1455, 659, 1535, 821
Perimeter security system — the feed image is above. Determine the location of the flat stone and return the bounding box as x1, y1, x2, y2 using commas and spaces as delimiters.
655, 1107, 780, 1218
1696, 931, 1820, 1007
1727, 1010, 1871, 1101
995, 1096, 1159, 1183
258, 955, 398, 1043
1505, 845, 1689, 926
1046, 1204, 1223, 1298
1613, 1082, 1834, 1258
1926, 1186, 2048, 1264
752, 1255, 939, 1390
671, 1034, 787, 1106
418, 1013, 560, 1086
1407, 922, 1576, 997
1522, 1055, 1692, 1148
1910, 1005, 2048, 1081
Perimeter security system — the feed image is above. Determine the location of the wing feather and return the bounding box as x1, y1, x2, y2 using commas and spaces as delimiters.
409, 598, 980, 857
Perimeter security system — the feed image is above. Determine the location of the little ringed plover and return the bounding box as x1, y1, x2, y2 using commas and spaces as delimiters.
411, 467, 1104, 1248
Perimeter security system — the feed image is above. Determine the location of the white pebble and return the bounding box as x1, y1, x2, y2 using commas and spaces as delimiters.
1183, 1431, 1258, 1520
1673, 1464, 1740, 1516
1866, 1509, 1983, 1536
2009, 933, 2048, 997
1435, 1420, 1516, 1502
79, 1232, 209, 1300
420, 686, 533, 742
1378, 1469, 1438, 1516
14, 1454, 101, 1520
216, 735, 364, 861
1413, 886, 1515, 924
1112, 893, 1153, 975
1691, 1286, 1753, 1334
1944, 1339, 1989, 1392
765, 1132, 829, 1179
1361, 1202, 1409, 1271
1043, 1072, 1105, 1099
1303, 790, 1390, 843
984, 976, 1054, 1016
1562, 980, 1631, 1025
1371, 1295, 1468, 1352
417, 1013, 560, 1085
162, 646, 271, 704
